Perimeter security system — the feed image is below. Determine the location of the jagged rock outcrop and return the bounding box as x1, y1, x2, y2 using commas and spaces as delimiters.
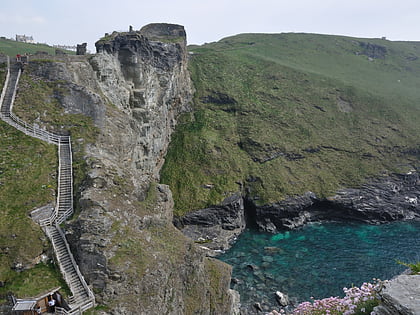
76, 43, 87, 56
374, 274, 420, 315
359, 41, 388, 59
15, 23, 236, 314
176, 171, 419, 252
60, 24, 236, 314
253, 171, 420, 232
25, 58, 106, 126
91, 24, 192, 188
175, 193, 246, 254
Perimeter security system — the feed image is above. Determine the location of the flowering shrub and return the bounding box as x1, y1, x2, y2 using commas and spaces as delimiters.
269, 281, 384, 315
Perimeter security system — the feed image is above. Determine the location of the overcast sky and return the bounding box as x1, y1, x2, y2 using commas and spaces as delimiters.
1, 0, 419, 52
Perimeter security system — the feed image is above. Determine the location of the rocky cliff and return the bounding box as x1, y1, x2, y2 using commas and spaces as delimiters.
177, 170, 420, 250
68, 24, 236, 314
252, 170, 420, 232
12, 24, 236, 314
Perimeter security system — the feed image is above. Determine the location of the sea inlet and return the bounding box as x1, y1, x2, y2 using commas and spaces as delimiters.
218, 220, 420, 311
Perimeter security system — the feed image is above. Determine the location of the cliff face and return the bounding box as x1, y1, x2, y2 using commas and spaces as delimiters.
91, 24, 192, 188
18, 24, 235, 314
176, 171, 419, 252
252, 171, 420, 232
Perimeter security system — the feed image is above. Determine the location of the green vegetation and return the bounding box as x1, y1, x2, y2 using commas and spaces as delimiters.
203, 258, 233, 313
12, 62, 98, 198
0, 63, 5, 87
0, 60, 96, 300
96, 32, 118, 46
0, 263, 70, 302
0, 37, 75, 57
0, 117, 60, 299
96, 30, 184, 45
396, 260, 420, 274
161, 33, 420, 216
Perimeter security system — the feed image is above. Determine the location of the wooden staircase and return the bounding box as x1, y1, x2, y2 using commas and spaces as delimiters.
45, 226, 94, 313
0, 57, 94, 314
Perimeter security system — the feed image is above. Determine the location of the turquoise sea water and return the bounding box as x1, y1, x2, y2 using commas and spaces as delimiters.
218, 221, 420, 309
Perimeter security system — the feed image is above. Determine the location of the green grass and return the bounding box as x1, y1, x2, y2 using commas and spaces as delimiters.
161, 33, 420, 215
0, 263, 70, 302
0, 37, 74, 57
0, 60, 95, 300
396, 260, 420, 274
0, 118, 59, 288
12, 62, 98, 198
0, 66, 66, 300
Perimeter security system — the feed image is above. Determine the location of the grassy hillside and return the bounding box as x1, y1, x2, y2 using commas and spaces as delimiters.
0, 66, 69, 301
161, 33, 420, 216
0, 59, 92, 301
0, 37, 74, 56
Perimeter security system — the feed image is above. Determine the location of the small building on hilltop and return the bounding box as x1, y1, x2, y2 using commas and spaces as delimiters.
15, 35, 35, 43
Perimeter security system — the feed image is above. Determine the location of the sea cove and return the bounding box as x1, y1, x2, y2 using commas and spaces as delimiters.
219, 220, 420, 311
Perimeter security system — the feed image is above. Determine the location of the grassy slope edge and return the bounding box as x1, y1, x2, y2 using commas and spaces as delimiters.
0, 37, 75, 57
161, 33, 420, 216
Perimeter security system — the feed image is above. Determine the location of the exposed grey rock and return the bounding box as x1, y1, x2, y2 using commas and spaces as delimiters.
253, 191, 318, 231
57, 24, 235, 314
359, 41, 388, 59
25, 59, 106, 126
374, 275, 420, 315
76, 43, 87, 55
253, 171, 420, 232
275, 291, 289, 307
264, 247, 282, 254
229, 289, 241, 315
140, 23, 186, 41
175, 193, 246, 253
253, 302, 263, 312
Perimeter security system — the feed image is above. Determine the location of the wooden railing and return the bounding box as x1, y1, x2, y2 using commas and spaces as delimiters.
45, 226, 95, 304
1, 56, 95, 313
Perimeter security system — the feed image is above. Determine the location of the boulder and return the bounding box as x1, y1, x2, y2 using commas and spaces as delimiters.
374, 275, 420, 315
275, 291, 289, 307
253, 302, 263, 312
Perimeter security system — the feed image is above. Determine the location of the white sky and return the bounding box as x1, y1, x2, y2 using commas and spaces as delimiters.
1, 0, 419, 52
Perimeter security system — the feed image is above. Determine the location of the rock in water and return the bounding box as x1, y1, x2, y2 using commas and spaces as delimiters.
253, 302, 263, 312
275, 291, 289, 307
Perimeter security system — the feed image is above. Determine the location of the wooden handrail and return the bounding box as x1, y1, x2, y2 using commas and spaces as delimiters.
55, 225, 95, 300
1, 58, 95, 313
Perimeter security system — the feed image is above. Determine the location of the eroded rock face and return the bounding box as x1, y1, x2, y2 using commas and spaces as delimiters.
177, 171, 419, 254
91, 24, 192, 186
253, 171, 420, 232
175, 193, 246, 254
47, 24, 235, 314
374, 274, 420, 315
25, 59, 106, 126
